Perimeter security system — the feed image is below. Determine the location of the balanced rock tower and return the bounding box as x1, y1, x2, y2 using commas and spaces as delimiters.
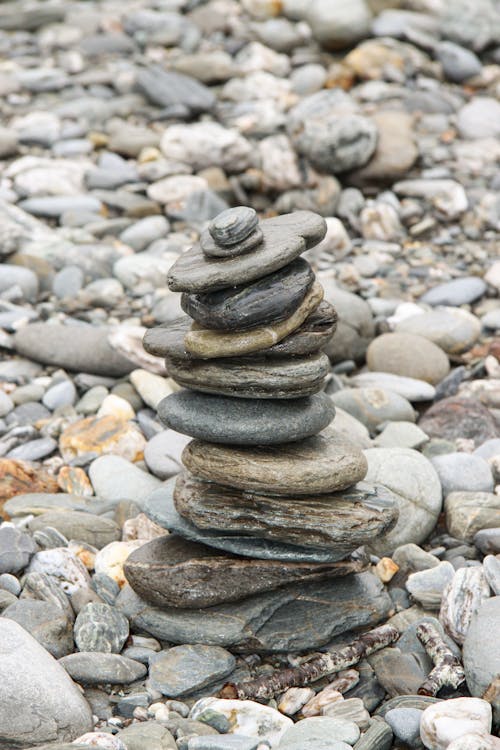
124, 208, 399, 653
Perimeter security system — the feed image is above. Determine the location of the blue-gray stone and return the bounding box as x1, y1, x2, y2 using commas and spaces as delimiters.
420, 277, 487, 306
384, 708, 423, 749
158, 390, 334, 445
149, 645, 236, 697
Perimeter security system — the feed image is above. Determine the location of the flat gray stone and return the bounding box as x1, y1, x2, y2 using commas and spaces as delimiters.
0, 619, 92, 746
149, 645, 235, 697
89, 455, 162, 504
158, 390, 335, 445
279, 717, 360, 747
349, 372, 436, 402
13, 323, 136, 377
331, 387, 415, 432
420, 277, 487, 307
3, 493, 113, 517
167, 211, 326, 293
28, 511, 120, 549
174, 472, 398, 555
59, 652, 147, 685
118, 721, 176, 750
431, 453, 494, 496
463, 597, 500, 722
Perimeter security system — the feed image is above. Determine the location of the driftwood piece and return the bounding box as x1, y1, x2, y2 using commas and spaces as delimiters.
416, 621, 466, 696
220, 623, 399, 701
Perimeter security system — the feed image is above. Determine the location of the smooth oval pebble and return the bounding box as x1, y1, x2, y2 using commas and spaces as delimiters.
182, 426, 368, 496
208, 206, 258, 246
158, 390, 335, 445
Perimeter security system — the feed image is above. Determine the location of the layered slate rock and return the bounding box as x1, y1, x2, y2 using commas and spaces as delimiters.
158, 390, 335, 445
124, 535, 367, 608
174, 474, 399, 552
143, 482, 362, 563
129, 207, 398, 652
164, 352, 331, 399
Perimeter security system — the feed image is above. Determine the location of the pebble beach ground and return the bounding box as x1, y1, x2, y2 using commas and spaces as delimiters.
0, 0, 500, 748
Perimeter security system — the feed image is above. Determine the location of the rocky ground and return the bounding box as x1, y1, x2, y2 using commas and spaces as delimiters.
0, 0, 500, 748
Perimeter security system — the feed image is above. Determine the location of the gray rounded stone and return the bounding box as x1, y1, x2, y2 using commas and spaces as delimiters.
158, 390, 335, 445
364, 447, 442, 555
28, 511, 120, 549
0, 525, 37, 574
59, 652, 147, 685
436, 41, 482, 83
2, 599, 73, 658
420, 277, 487, 307
431, 453, 494, 497
463, 597, 500, 722
279, 716, 359, 747
208, 207, 258, 247
331, 387, 415, 432
73, 602, 129, 653
0, 619, 93, 746
149, 645, 235, 697
384, 707, 423, 748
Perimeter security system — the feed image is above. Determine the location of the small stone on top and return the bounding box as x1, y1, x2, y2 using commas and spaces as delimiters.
208, 206, 258, 247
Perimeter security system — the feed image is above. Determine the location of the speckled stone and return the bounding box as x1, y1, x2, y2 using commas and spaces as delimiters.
182, 427, 367, 495
207, 207, 258, 247
73, 602, 129, 653
124, 535, 365, 608
181, 258, 314, 331
158, 390, 335, 445
184, 281, 323, 359
174, 473, 398, 554
165, 352, 331, 399
167, 211, 327, 293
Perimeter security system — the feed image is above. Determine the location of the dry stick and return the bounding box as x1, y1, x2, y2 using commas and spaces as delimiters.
219, 623, 399, 701
416, 621, 466, 696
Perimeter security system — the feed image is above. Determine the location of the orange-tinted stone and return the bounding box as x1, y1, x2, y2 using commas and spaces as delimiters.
0, 459, 59, 518
59, 415, 145, 462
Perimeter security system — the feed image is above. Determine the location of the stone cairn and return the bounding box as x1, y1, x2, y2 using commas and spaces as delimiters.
124, 207, 399, 652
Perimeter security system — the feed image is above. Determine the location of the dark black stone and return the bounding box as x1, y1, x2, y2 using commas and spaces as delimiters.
181, 258, 314, 331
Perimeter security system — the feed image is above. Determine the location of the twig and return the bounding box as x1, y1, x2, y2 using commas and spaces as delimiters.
219, 624, 399, 701
416, 622, 465, 696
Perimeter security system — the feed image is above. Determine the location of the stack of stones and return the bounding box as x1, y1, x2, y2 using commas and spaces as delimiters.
124, 207, 400, 651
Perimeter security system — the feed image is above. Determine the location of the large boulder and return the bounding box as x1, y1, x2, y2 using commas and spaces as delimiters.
0, 619, 93, 747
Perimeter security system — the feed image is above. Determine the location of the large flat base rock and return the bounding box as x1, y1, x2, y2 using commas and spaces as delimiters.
116, 571, 393, 652
124, 534, 367, 608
